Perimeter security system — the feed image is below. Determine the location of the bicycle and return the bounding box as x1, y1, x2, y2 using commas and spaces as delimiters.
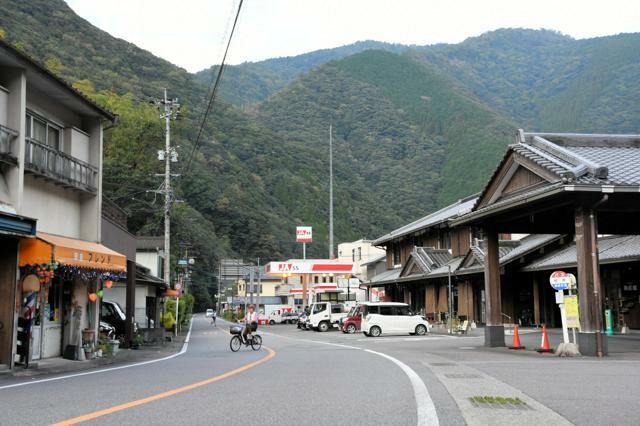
229, 324, 262, 352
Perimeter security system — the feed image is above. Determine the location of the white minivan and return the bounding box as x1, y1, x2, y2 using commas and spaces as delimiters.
361, 302, 430, 337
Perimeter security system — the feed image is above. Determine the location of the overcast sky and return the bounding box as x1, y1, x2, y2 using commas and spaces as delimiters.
66, 0, 640, 73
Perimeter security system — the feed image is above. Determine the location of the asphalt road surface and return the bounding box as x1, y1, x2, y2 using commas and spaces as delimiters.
1, 316, 639, 425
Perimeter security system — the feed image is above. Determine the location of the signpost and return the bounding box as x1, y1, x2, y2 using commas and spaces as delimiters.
549, 271, 579, 344
296, 226, 312, 260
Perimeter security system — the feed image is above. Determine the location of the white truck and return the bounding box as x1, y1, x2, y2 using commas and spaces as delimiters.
308, 302, 348, 332
268, 307, 294, 325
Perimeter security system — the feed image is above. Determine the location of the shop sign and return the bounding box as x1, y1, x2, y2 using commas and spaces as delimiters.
549, 270, 575, 291
564, 295, 580, 329
296, 226, 312, 243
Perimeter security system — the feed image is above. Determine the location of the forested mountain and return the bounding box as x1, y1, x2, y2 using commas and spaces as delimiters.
194, 40, 408, 108
2, 0, 639, 308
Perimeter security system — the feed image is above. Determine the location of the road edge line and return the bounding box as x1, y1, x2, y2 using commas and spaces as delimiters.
365, 349, 439, 426
0, 316, 195, 391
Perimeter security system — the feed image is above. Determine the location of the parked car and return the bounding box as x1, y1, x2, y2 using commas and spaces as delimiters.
361, 302, 430, 337
308, 302, 348, 332
205, 309, 214, 318
101, 300, 137, 337
342, 305, 364, 334
282, 312, 298, 324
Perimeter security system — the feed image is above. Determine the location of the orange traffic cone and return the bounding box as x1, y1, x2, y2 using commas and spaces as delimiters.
536, 325, 554, 353
509, 325, 525, 350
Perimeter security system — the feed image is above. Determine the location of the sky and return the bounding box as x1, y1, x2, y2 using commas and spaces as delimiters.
65, 0, 640, 72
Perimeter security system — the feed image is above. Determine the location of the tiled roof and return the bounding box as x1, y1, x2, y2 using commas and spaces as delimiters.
136, 236, 164, 250
360, 253, 386, 266
522, 235, 640, 272
458, 234, 562, 275
367, 268, 401, 284
372, 194, 478, 246
459, 131, 640, 225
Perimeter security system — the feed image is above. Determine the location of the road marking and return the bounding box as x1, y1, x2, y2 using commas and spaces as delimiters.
265, 332, 439, 426
365, 349, 439, 426
50, 346, 276, 425
0, 316, 195, 391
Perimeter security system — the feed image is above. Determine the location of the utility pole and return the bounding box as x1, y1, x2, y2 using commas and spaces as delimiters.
257, 258, 261, 313
217, 260, 222, 315
158, 88, 180, 336
329, 124, 334, 259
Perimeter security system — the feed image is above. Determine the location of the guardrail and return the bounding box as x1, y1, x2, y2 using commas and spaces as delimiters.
24, 138, 97, 193
0, 124, 18, 165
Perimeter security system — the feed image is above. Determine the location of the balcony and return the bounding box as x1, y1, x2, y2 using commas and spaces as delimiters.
0, 124, 18, 165
24, 137, 97, 193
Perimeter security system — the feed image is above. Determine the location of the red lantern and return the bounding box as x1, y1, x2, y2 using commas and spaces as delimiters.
88, 293, 97, 302
105, 280, 113, 289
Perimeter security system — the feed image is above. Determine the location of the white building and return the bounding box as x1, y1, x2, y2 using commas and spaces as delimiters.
337, 239, 386, 281
0, 40, 124, 369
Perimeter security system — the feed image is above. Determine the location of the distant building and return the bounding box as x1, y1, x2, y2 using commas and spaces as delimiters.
337, 239, 385, 281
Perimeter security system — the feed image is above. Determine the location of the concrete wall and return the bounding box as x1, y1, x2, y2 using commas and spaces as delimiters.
136, 252, 161, 278
22, 175, 82, 237
338, 240, 385, 280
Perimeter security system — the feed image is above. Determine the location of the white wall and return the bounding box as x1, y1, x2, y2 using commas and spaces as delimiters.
337, 240, 386, 279
104, 283, 153, 326
136, 252, 160, 277
22, 175, 81, 238
65, 127, 90, 163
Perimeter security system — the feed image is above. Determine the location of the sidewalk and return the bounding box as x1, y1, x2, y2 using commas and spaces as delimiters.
0, 329, 188, 381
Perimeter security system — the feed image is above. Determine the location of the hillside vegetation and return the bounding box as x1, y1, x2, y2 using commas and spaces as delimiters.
1, 0, 639, 308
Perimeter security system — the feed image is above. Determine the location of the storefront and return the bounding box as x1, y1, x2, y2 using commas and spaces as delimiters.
17, 232, 126, 364
0, 211, 36, 369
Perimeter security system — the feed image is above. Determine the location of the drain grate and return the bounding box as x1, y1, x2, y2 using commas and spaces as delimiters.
469, 396, 532, 411
430, 362, 456, 366
445, 373, 481, 379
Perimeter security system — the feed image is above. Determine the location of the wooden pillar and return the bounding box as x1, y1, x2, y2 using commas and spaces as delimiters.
483, 226, 504, 346
575, 204, 607, 356
124, 260, 136, 348
533, 277, 541, 326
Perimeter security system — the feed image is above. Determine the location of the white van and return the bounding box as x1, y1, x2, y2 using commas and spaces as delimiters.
361, 302, 430, 337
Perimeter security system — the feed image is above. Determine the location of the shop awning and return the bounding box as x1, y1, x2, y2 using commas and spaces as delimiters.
19, 232, 126, 272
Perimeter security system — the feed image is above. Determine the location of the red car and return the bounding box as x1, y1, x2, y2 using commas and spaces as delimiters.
341, 305, 363, 334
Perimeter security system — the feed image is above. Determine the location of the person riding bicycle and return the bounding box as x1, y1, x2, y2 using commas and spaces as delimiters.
242, 304, 258, 342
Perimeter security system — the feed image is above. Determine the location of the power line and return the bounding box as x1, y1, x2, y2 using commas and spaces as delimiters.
183, 0, 244, 174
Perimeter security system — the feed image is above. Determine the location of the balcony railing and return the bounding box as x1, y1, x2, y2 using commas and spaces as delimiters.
24, 137, 98, 193
0, 124, 19, 165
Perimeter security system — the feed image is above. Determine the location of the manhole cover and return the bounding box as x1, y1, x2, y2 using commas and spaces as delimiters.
430, 362, 456, 366
469, 396, 532, 411
445, 373, 481, 379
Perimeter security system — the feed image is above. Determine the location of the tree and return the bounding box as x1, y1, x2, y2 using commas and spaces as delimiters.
44, 56, 63, 75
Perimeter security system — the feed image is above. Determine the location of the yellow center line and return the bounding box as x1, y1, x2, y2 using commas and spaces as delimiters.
51, 346, 276, 426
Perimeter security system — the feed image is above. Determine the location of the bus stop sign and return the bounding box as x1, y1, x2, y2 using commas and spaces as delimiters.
549, 271, 575, 291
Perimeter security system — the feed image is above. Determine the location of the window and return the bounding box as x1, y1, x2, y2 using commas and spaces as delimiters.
379, 306, 394, 316
393, 244, 401, 265
395, 306, 412, 316
314, 276, 319, 284
364, 305, 379, 316
331, 304, 343, 314
358, 247, 362, 260
313, 303, 326, 314
260, 285, 263, 293
26, 112, 61, 149
352, 249, 355, 262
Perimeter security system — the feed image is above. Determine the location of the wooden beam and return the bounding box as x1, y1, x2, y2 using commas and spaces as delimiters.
483, 225, 505, 346
533, 277, 541, 326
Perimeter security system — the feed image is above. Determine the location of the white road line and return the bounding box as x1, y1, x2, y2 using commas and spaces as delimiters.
0, 315, 195, 390
265, 332, 439, 426
365, 349, 439, 426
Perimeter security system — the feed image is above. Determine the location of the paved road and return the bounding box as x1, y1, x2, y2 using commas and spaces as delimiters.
1, 316, 639, 425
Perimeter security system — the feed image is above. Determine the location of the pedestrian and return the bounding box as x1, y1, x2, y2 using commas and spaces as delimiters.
211, 310, 217, 327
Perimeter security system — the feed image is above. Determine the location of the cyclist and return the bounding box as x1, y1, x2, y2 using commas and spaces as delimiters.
242, 304, 258, 342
